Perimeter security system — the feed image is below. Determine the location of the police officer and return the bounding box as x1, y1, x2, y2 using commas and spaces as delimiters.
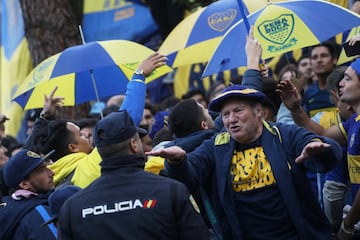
58, 110, 209, 240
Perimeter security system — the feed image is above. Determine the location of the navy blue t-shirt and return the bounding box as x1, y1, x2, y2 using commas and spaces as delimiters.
231, 142, 298, 239
234, 185, 298, 240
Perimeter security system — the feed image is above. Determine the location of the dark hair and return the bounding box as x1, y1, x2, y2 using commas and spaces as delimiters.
278, 64, 299, 81
296, 48, 310, 68
169, 99, 205, 137
152, 127, 174, 147
182, 88, 208, 103
274, 53, 297, 77
326, 66, 347, 92
76, 118, 98, 129
262, 79, 281, 114
310, 41, 339, 59
1, 135, 21, 157
144, 102, 158, 115
207, 81, 226, 101
44, 120, 75, 161
159, 96, 181, 111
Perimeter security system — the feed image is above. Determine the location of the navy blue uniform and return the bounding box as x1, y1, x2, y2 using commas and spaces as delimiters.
59, 155, 209, 240
0, 193, 57, 240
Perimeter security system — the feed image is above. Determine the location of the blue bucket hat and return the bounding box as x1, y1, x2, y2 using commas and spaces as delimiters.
208, 85, 266, 112
94, 110, 147, 147
351, 58, 360, 76
3, 149, 53, 188
42, 185, 81, 225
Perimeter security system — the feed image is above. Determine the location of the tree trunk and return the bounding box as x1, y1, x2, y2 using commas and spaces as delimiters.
19, 0, 90, 120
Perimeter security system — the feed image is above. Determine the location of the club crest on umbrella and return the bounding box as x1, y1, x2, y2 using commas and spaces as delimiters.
258, 14, 294, 45
208, 9, 237, 32
28, 57, 56, 89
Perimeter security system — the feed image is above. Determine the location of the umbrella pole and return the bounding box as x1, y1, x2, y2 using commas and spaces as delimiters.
78, 25, 86, 44
237, 0, 250, 32
90, 69, 104, 119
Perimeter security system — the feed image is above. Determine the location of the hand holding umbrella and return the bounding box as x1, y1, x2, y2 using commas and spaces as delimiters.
136, 52, 168, 77
245, 26, 263, 71
202, 0, 360, 78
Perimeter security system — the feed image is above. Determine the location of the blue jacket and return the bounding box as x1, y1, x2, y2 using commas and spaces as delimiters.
165, 129, 215, 152
0, 193, 57, 240
166, 121, 342, 239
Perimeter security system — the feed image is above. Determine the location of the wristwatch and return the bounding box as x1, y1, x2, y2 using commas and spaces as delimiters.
134, 68, 144, 76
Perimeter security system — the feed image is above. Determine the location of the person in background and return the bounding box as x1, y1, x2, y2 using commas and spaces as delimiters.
277, 66, 354, 235
277, 57, 360, 240
76, 118, 98, 148
276, 64, 304, 125
182, 88, 209, 109
302, 42, 338, 117
296, 52, 313, 91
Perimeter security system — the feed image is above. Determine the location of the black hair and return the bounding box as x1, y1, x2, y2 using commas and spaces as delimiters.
44, 120, 75, 161
168, 99, 205, 137
310, 41, 339, 59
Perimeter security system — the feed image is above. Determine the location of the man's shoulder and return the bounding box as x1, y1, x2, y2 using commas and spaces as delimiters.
0, 196, 49, 238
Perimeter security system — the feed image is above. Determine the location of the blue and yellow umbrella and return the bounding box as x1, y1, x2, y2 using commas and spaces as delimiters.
158, 0, 282, 68
203, 0, 360, 77
12, 40, 172, 109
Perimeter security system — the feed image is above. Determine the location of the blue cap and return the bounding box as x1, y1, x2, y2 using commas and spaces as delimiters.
42, 185, 81, 225
351, 58, 360, 76
94, 110, 147, 147
3, 149, 53, 188
208, 85, 266, 112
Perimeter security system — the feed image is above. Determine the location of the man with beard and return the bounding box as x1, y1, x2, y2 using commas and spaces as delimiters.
0, 149, 56, 240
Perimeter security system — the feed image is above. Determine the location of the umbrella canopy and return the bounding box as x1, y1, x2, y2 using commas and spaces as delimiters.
12, 40, 172, 110
158, 0, 283, 68
202, 0, 360, 77
338, 26, 360, 65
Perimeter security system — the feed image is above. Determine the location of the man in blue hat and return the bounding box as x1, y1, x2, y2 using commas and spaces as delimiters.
58, 110, 209, 240
0, 149, 57, 240
42, 185, 81, 229
147, 81, 343, 239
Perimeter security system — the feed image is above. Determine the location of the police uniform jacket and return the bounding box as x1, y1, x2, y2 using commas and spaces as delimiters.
0, 193, 57, 240
59, 154, 209, 240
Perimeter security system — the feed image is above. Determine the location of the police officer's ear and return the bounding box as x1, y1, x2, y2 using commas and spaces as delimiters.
129, 134, 142, 154
19, 179, 32, 190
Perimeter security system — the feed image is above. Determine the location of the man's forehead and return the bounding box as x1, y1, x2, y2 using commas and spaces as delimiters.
347, 66, 359, 81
